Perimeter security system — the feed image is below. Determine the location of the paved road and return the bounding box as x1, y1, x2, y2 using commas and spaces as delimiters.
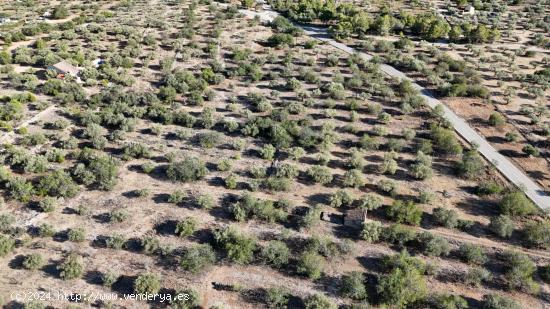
240, 6, 550, 211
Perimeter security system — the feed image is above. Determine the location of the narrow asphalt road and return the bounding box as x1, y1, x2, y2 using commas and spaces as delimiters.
239, 6, 550, 211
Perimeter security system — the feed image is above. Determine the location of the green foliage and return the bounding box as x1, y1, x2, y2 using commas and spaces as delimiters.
360, 221, 382, 243
416, 232, 450, 257
230, 193, 287, 223
168, 190, 187, 204
67, 227, 86, 242
386, 200, 422, 226
432, 207, 459, 229
329, 190, 353, 208
381, 224, 417, 247
196, 194, 215, 209
259, 144, 276, 160
499, 191, 537, 217
481, 294, 520, 309
458, 243, 487, 265
377, 251, 427, 308
297, 251, 324, 280
306, 165, 333, 185
180, 244, 216, 273
268, 33, 295, 47
0, 234, 15, 257
175, 218, 197, 238
134, 273, 161, 294
304, 293, 336, 309
166, 156, 208, 182
106, 234, 126, 250
488, 113, 505, 126
72, 150, 118, 190
38, 197, 58, 213
410, 151, 433, 180
5, 177, 34, 202
214, 226, 256, 264
464, 267, 492, 287
456, 149, 484, 179
488, 215, 514, 238
301, 205, 322, 229
52, 5, 70, 19
58, 254, 84, 280
357, 193, 383, 210
141, 236, 160, 255
265, 287, 289, 309
522, 220, 550, 249
429, 294, 468, 309
430, 125, 463, 155
343, 169, 364, 188
261, 240, 290, 268
340, 271, 367, 300
23, 253, 44, 271
501, 251, 539, 293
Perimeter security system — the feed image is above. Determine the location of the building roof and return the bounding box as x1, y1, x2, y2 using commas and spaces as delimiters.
50, 61, 80, 76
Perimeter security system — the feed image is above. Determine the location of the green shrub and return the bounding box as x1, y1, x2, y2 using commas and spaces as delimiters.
224, 173, 238, 189
301, 205, 322, 229
180, 244, 216, 273
386, 200, 422, 226
432, 207, 458, 228
175, 218, 198, 238
214, 226, 256, 264
166, 157, 208, 182
37, 224, 55, 237
259, 144, 276, 160
261, 240, 290, 268
101, 271, 118, 288
456, 149, 484, 179
304, 293, 336, 309
481, 294, 520, 309
67, 227, 85, 242
357, 193, 383, 210
140, 235, 160, 255
0, 234, 15, 257
265, 287, 289, 309
488, 112, 505, 126
196, 194, 215, 209
377, 251, 427, 308
297, 252, 324, 280
416, 232, 450, 257
37, 170, 79, 198
488, 215, 514, 238
329, 190, 353, 208
168, 190, 187, 204
106, 206, 128, 222
134, 273, 161, 294
343, 169, 364, 188
58, 254, 84, 280
458, 243, 487, 265
340, 271, 367, 300
72, 151, 118, 190
430, 294, 468, 309
360, 221, 382, 243
499, 191, 536, 217
522, 220, 550, 249
381, 224, 417, 247
476, 182, 503, 196
522, 144, 540, 157
464, 267, 492, 287
106, 234, 126, 250
23, 253, 44, 271
38, 197, 58, 213
306, 165, 333, 185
